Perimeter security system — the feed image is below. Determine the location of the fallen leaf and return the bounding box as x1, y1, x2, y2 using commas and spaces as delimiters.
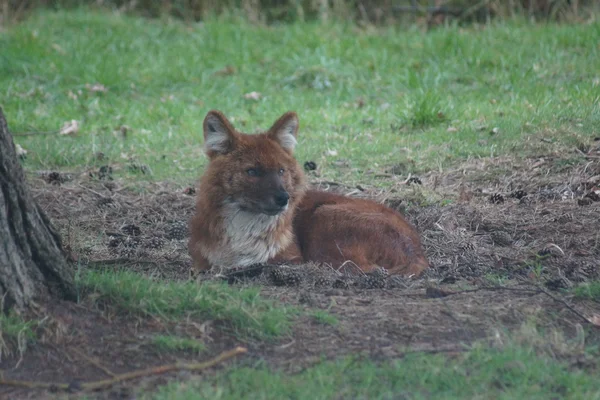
51, 43, 66, 55
326, 149, 338, 156
214, 65, 237, 76
86, 83, 107, 93
458, 184, 473, 203
113, 125, 130, 139
59, 120, 79, 136
243, 91, 262, 101
15, 144, 27, 158
589, 314, 600, 326
447, 126, 458, 132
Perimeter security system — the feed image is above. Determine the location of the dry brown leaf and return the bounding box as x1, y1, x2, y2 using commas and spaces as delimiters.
243, 91, 262, 101
59, 120, 79, 136
458, 184, 473, 203
214, 65, 237, 76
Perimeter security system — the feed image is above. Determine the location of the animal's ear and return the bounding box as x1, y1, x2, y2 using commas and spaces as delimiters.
203, 110, 238, 158
267, 111, 298, 153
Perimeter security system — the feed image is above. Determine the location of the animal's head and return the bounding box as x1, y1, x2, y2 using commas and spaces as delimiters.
200, 110, 306, 216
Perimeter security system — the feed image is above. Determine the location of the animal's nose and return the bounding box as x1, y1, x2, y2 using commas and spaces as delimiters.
274, 191, 290, 207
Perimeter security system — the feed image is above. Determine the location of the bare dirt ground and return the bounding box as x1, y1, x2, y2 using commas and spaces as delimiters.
2, 146, 600, 399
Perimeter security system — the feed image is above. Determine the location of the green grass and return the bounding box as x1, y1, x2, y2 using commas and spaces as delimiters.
151, 335, 206, 354
1, 9, 598, 184
310, 310, 338, 326
0, 311, 37, 359
77, 269, 297, 339
148, 344, 600, 400
573, 281, 600, 302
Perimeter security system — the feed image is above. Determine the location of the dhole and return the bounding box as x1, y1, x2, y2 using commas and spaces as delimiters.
188, 110, 429, 276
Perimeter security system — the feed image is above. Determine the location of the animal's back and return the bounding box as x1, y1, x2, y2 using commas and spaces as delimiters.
293, 190, 428, 276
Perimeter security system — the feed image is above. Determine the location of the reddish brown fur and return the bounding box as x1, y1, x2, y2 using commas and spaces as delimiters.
188, 111, 429, 276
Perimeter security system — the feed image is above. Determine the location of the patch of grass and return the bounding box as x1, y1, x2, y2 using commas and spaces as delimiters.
152, 335, 206, 354
484, 273, 509, 286
1, 10, 598, 185
148, 344, 600, 399
77, 269, 297, 339
310, 310, 338, 326
573, 281, 600, 302
0, 311, 37, 360
407, 91, 447, 129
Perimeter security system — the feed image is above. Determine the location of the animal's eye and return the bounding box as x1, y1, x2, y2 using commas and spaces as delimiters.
247, 168, 258, 177
278, 168, 285, 176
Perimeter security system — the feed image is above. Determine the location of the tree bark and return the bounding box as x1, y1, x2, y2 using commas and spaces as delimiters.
0, 107, 75, 311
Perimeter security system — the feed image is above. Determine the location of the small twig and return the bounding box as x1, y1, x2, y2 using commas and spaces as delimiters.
336, 260, 367, 276
512, 276, 595, 324
78, 184, 110, 199
536, 285, 595, 324
277, 339, 296, 350
0, 346, 247, 392
71, 348, 116, 377
574, 148, 600, 159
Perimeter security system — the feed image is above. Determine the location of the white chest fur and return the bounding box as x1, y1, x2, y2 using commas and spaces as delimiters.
202, 205, 291, 268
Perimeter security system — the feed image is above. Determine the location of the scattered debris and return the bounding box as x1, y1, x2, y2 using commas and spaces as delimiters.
42, 171, 67, 185
59, 120, 80, 136
113, 125, 130, 139
303, 161, 317, 171
243, 91, 262, 100
128, 163, 152, 175
121, 224, 141, 236
15, 143, 28, 159
214, 65, 237, 76
407, 176, 422, 185
509, 190, 528, 200
489, 193, 504, 204
86, 83, 108, 93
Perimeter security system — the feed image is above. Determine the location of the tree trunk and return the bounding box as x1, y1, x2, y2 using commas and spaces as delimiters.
0, 107, 75, 311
